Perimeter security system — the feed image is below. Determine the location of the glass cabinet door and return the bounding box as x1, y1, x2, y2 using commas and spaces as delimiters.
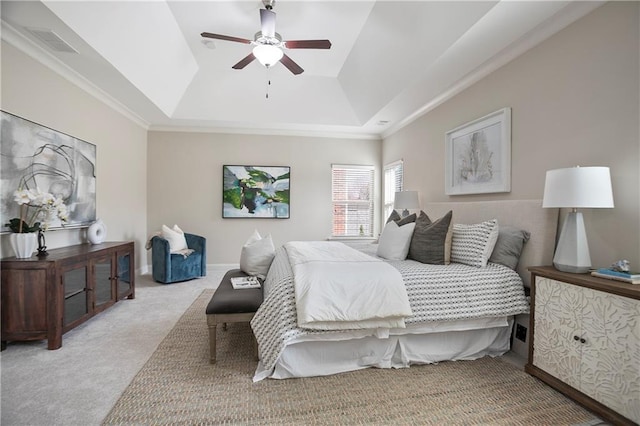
116, 251, 133, 299
93, 255, 115, 311
62, 266, 89, 327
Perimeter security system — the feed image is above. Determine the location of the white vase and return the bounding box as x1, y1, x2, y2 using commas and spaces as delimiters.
87, 219, 107, 244
10, 233, 37, 258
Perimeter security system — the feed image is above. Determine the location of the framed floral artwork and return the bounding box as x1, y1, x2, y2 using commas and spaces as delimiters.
222, 165, 290, 218
445, 108, 511, 195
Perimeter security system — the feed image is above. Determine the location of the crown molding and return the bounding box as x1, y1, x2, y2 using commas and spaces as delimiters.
1, 21, 150, 130
381, 1, 604, 140
149, 123, 381, 141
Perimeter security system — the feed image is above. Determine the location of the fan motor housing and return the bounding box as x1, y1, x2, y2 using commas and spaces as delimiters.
254, 31, 282, 47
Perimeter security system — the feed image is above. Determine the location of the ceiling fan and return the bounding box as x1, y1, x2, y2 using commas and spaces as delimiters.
201, 0, 331, 75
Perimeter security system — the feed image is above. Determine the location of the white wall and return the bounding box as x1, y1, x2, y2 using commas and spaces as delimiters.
0, 41, 149, 269
147, 131, 381, 264
383, 2, 640, 268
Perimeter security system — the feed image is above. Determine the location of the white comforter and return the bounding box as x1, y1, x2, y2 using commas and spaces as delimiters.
285, 241, 413, 330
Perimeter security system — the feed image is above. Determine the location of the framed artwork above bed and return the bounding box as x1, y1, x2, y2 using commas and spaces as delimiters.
445, 107, 511, 195
222, 165, 290, 218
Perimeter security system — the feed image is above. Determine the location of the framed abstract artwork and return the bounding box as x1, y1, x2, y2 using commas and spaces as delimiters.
222, 165, 290, 218
445, 108, 511, 195
1, 111, 97, 233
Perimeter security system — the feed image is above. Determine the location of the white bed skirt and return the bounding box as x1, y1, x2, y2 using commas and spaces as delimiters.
254, 317, 514, 381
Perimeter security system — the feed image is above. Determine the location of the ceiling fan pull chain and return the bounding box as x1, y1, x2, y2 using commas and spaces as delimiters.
266, 68, 272, 99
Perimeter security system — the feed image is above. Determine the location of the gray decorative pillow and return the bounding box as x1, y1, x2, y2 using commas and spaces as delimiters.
408, 210, 453, 265
386, 210, 401, 224
451, 219, 499, 268
489, 226, 531, 270
386, 211, 416, 226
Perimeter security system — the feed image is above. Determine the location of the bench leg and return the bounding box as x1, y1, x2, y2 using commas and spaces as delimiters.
207, 317, 217, 364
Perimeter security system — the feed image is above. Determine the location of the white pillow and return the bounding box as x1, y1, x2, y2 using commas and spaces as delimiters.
376, 221, 416, 260
162, 224, 188, 253
240, 230, 275, 279
450, 219, 499, 268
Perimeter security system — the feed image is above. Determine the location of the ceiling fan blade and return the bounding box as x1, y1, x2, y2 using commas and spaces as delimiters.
280, 54, 304, 75
232, 53, 256, 70
284, 39, 331, 49
201, 32, 252, 45
260, 9, 276, 38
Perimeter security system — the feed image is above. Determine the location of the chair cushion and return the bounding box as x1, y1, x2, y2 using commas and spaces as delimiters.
169, 251, 203, 282
206, 269, 264, 315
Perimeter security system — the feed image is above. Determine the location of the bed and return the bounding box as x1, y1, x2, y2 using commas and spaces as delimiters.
251, 200, 558, 381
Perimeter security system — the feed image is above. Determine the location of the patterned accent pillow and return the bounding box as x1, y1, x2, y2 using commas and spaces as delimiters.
408, 210, 453, 265
451, 219, 499, 268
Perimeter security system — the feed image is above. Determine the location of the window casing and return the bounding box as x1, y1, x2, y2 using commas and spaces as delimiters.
331, 165, 375, 237
383, 160, 404, 220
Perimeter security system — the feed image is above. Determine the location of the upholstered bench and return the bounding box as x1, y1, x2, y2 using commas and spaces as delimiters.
206, 269, 264, 364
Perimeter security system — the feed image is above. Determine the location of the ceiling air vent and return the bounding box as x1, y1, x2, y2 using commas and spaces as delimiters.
25, 28, 78, 54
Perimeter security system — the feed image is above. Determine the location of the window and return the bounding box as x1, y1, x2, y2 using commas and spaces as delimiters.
383, 160, 403, 220
331, 165, 375, 237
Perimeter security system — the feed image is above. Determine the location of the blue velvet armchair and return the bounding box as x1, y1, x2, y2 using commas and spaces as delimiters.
151, 233, 206, 284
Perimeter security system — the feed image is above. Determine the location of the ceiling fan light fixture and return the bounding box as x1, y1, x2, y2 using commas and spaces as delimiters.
253, 44, 283, 67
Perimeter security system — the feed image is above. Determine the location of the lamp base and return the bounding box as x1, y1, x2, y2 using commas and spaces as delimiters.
553, 262, 590, 274
552, 211, 591, 274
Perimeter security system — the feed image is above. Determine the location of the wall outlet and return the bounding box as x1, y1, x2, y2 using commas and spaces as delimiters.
515, 324, 527, 342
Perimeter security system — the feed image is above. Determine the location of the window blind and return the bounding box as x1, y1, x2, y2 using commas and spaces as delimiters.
383, 160, 404, 220
331, 165, 375, 237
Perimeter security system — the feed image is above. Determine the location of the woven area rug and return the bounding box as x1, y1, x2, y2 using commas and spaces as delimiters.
103, 290, 597, 425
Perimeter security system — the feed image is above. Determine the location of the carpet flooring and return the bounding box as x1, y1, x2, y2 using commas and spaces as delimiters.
103, 289, 598, 425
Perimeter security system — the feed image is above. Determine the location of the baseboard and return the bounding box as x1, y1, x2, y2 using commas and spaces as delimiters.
138, 263, 239, 276
207, 263, 240, 272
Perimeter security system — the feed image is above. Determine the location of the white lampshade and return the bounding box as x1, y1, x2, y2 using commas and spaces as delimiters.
542, 166, 614, 273
542, 166, 614, 208
252, 44, 283, 67
394, 191, 419, 217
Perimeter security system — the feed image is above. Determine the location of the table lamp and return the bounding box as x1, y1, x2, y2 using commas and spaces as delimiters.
542, 166, 614, 273
394, 191, 419, 217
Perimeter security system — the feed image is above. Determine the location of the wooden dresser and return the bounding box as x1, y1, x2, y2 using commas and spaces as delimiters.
527, 266, 639, 425
1, 242, 135, 350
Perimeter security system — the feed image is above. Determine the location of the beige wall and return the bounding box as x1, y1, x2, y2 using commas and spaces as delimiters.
0, 41, 149, 269
3, 2, 638, 271
383, 2, 640, 268
147, 131, 380, 264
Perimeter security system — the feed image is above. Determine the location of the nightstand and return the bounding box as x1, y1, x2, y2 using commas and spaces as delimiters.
526, 266, 639, 425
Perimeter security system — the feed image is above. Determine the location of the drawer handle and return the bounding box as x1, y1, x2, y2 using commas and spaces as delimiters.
573, 335, 579, 341
580, 338, 586, 344
573, 335, 586, 344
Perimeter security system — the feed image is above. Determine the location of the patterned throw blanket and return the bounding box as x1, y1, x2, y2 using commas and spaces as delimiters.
251, 246, 530, 381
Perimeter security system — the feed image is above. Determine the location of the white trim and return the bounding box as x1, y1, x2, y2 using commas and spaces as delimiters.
149, 124, 381, 141
139, 263, 239, 276
1, 22, 150, 130
331, 164, 375, 171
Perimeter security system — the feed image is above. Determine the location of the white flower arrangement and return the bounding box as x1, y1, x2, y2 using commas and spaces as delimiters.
5, 188, 69, 233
